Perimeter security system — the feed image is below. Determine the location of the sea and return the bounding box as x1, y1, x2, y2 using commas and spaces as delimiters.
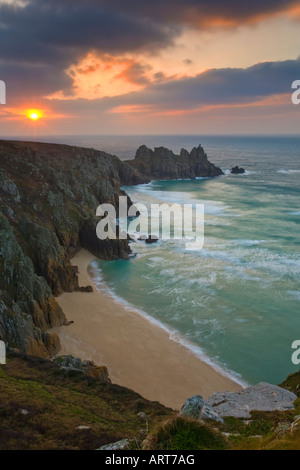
11, 134, 300, 386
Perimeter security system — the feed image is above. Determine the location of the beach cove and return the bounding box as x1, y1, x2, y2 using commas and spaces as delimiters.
53, 249, 241, 410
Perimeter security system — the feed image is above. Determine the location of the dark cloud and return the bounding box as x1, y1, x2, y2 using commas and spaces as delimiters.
100, 0, 300, 27
142, 59, 300, 108
0, 0, 177, 63
1, 0, 297, 64
0, 61, 74, 104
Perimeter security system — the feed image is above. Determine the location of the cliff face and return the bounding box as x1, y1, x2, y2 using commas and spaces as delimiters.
125, 145, 224, 181
0, 140, 140, 357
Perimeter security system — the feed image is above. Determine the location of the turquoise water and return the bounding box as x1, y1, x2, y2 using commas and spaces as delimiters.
89, 135, 300, 386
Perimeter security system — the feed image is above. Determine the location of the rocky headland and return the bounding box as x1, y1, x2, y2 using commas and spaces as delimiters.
125, 144, 224, 181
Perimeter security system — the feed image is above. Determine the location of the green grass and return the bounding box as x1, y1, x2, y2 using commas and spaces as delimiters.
0, 353, 174, 450
145, 416, 229, 451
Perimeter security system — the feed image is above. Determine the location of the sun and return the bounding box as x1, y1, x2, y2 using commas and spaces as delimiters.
27, 109, 42, 121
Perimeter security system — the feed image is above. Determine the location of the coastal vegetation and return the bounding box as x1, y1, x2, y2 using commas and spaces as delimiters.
1, 352, 299, 450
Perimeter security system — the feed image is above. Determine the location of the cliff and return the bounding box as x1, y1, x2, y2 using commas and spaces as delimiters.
0, 140, 140, 357
125, 144, 224, 181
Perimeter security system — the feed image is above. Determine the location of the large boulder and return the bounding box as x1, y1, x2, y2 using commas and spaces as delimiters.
201, 382, 297, 420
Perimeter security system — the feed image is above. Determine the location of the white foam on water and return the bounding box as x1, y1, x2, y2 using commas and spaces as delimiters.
89, 260, 248, 388
159, 268, 176, 277
223, 265, 266, 284
221, 169, 256, 176
287, 291, 300, 301
195, 248, 244, 265
127, 183, 242, 219
277, 169, 300, 174
234, 239, 266, 247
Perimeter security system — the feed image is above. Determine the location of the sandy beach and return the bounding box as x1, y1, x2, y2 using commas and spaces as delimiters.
54, 249, 242, 410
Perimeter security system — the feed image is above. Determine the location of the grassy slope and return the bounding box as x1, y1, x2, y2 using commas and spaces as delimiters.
1, 353, 300, 450
0, 353, 174, 450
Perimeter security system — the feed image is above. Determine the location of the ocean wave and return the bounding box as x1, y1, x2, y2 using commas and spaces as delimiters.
89, 260, 247, 388
234, 239, 266, 247
287, 290, 300, 301
221, 169, 256, 176
289, 211, 300, 216
126, 183, 243, 220
277, 169, 300, 174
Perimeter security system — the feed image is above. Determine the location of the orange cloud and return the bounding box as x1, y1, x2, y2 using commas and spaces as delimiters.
286, 3, 300, 18
109, 104, 155, 114
47, 53, 154, 101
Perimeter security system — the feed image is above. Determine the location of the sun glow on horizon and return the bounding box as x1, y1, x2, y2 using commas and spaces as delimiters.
27, 109, 42, 120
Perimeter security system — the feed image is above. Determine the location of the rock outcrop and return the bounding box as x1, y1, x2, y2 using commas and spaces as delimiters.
53, 355, 110, 383
203, 383, 297, 420
125, 145, 224, 181
231, 166, 245, 174
181, 382, 297, 423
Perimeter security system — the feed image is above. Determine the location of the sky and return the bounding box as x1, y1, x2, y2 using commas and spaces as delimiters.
0, 0, 300, 136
